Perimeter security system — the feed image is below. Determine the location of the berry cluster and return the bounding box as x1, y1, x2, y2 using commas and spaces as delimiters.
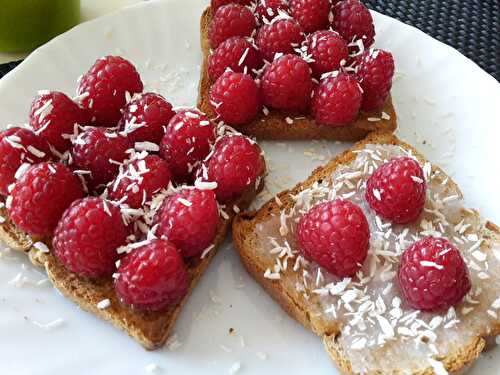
297, 156, 470, 311
207, 0, 395, 127
0, 55, 264, 312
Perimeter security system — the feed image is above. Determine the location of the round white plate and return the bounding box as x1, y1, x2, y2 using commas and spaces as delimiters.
0, 1, 499, 374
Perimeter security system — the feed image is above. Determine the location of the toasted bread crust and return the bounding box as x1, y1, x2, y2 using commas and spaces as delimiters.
323, 333, 485, 375
197, 7, 398, 141
232, 131, 500, 374
0, 172, 265, 350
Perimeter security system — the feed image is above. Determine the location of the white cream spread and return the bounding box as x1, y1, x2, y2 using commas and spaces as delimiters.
256, 144, 500, 374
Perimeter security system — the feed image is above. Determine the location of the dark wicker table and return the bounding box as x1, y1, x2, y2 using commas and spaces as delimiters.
1, 0, 499, 81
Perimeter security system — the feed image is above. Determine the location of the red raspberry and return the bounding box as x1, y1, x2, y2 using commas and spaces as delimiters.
211, 0, 253, 10
119, 93, 175, 144
114, 239, 188, 312
8, 162, 84, 237
297, 199, 370, 277
365, 156, 426, 224
210, 71, 261, 126
356, 49, 395, 111
108, 155, 171, 209
306, 30, 349, 78
29, 91, 86, 153
155, 189, 219, 258
312, 73, 362, 126
256, 19, 304, 62
159, 110, 216, 182
53, 197, 127, 278
209, 4, 257, 48
255, 0, 289, 22
72, 127, 131, 190
290, 0, 331, 33
202, 134, 264, 202
77, 56, 143, 126
260, 54, 313, 111
208, 37, 263, 80
0, 127, 51, 196
333, 0, 375, 48
398, 237, 471, 311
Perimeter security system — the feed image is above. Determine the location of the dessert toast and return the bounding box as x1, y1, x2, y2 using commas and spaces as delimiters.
233, 131, 500, 374
0, 178, 264, 350
197, 6, 398, 141
0, 53, 268, 351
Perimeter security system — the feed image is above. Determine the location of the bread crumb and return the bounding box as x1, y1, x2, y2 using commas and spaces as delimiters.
36, 278, 50, 286
144, 363, 160, 373
8, 273, 32, 287
166, 333, 182, 351
228, 361, 241, 374
256, 351, 268, 360
209, 290, 221, 304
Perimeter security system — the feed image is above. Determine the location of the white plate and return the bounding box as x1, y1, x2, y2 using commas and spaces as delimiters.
1, 1, 499, 374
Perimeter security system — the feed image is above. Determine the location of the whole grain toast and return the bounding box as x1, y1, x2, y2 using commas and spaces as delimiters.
0, 176, 264, 350
197, 6, 398, 141
232, 131, 500, 374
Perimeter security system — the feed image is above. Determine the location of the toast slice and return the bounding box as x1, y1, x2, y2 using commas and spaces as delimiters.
233, 131, 500, 374
197, 6, 398, 141
0, 177, 264, 350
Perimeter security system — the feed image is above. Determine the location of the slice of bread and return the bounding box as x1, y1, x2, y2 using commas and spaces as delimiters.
0, 176, 264, 350
232, 131, 500, 374
197, 6, 398, 141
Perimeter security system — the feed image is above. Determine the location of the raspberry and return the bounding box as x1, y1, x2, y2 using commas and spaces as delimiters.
255, 0, 289, 22
365, 156, 426, 224
356, 49, 395, 111
260, 54, 313, 111
306, 30, 349, 78
114, 239, 188, 312
8, 162, 84, 237
333, 0, 375, 48
209, 4, 257, 48
210, 71, 261, 126
211, 0, 253, 10
297, 199, 370, 277
208, 37, 263, 81
256, 19, 304, 62
77, 56, 143, 126
108, 155, 171, 209
289, 0, 331, 33
202, 134, 264, 202
71, 127, 131, 190
53, 197, 127, 278
0, 127, 51, 196
155, 189, 219, 258
159, 110, 216, 182
312, 73, 362, 126
29, 91, 86, 153
398, 237, 471, 311
119, 93, 175, 144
